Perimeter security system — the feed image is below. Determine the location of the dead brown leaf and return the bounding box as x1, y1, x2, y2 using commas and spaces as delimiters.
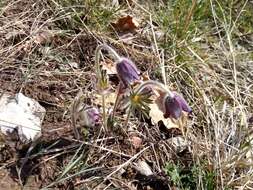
149, 103, 179, 129
94, 91, 117, 109
21, 30, 54, 53
111, 15, 139, 32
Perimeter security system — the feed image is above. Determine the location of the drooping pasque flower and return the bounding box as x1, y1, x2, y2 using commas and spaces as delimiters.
116, 57, 140, 87
156, 91, 192, 119
134, 80, 192, 120
81, 107, 100, 127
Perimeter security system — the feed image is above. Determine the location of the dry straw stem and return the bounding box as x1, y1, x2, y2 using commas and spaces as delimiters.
95, 146, 150, 189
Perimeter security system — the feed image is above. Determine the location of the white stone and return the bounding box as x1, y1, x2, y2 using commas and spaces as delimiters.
0, 93, 46, 142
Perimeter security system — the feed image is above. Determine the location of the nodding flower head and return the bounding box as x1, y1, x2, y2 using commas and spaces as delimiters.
116, 58, 140, 87
82, 107, 100, 127
156, 91, 192, 119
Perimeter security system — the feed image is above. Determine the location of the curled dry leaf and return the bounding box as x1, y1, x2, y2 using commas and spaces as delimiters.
21, 30, 55, 53
111, 15, 139, 32
101, 59, 117, 75
134, 160, 153, 176
94, 92, 117, 111
149, 103, 179, 130
168, 136, 188, 153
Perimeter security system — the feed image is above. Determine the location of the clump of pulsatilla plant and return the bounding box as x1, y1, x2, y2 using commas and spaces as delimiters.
94, 44, 191, 130
71, 92, 101, 139
71, 44, 191, 138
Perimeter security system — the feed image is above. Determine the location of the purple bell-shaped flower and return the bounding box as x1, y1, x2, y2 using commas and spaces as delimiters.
156, 91, 192, 119
116, 58, 140, 87
82, 107, 100, 127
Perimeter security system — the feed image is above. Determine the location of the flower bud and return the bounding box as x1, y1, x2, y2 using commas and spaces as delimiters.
116, 58, 140, 87
163, 95, 182, 119
80, 107, 100, 127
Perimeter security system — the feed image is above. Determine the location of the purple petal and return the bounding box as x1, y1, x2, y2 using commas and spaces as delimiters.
164, 96, 182, 119
116, 58, 140, 86
249, 116, 253, 124
85, 107, 100, 126
173, 92, 192, 113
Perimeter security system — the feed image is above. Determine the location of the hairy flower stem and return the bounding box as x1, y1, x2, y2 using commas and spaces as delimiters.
101, 95, 107, 131
135, 80, 173, 97
124, 106, 132, 127
112, 85, 121, 119
95, 44, 121, 80
95, 44, 121, 131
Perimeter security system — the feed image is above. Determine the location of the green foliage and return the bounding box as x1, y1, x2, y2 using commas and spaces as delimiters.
165, 162, 182, 186
154, 1, 212, 40
154, 1, 253, 39
165, 162, 216, 190
151, 1, 212, 64
152, 0, 253, 66
87, 1, 119, 30
129, 89, 153, 119
50, 0, 118, 31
